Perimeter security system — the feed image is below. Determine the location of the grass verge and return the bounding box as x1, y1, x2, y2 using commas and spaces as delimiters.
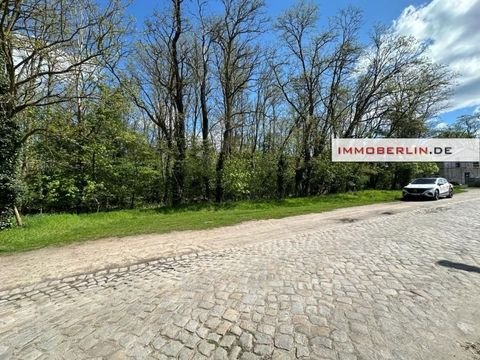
0, 190, 399, 254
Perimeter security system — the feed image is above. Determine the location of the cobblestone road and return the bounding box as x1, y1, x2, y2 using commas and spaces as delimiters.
1, 197, 480, 359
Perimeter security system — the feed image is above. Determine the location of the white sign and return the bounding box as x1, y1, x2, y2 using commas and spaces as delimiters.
332, 138, 480, 162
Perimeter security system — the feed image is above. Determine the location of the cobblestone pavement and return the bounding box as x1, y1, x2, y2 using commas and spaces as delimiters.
4, 192, 479, 291
1, 198, 480, 359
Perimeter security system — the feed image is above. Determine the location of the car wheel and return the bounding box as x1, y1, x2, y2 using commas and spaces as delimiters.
447, 188, 453, 198
434, 189, 439, 200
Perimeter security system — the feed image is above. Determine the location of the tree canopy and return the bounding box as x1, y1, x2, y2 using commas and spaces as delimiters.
0, 0, 459, 227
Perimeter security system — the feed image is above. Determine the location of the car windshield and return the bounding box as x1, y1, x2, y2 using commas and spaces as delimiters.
411, 178, 437, 184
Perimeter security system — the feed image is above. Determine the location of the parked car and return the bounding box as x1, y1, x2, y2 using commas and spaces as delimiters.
402, 177, 453, 200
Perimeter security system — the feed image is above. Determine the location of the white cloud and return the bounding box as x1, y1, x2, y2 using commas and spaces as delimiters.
393, 0, 480, 112
434, 121, 448, 130
426, 118, 448, 130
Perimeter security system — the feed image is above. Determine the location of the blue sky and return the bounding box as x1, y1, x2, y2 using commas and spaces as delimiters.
128, 0, 425, 26
127, 0, 480, 125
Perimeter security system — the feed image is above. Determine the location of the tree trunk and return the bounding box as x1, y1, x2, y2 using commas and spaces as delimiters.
0, 44, 18, 229
0, 118, 20, 229
200, 75, 210, 200
171, 0, 186, 206
276, 154, 287, 199
13, 206, 22, 227
215, 98, 233, 202
215, 152, 225, 202
163, 141, 172, 205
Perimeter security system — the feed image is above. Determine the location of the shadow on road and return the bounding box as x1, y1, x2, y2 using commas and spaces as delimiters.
437, 260, 480, 274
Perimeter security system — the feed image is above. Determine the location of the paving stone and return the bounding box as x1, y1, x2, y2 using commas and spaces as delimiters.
219, 335, 236, 347
253, 344, 274, 356
207, 333, 221, 343
160, 324, 181, 338
151, 336, 168, 350
229, 346, 242, 359
223, 309, 240, 323
87, 341, 118, 357
78, 335, 98, 351
253, 332, 272, 345
161, 340, 183, 357
271, 349, 292, 360
230, 325, 242, 336
178, 347, 194, 360
311, 336, 333, 349
185, 319, 200, 333
332, 329, 349, 343
214, 347, 229, 360
196, 327, 209, 339
274, 334, 293, 351
216, 321, 232, 335
257, 324, 275, 337
205, 317, 221, 330
278, 324, 293, 335
349, 322, 369, 335
125, 345, 151, 358
107, 350, 128, 360
239, 332, 253, 350
198, 340, 215, 357
296, 345, 310, 358
179, 332, 201, 349
240, 351, 258, 360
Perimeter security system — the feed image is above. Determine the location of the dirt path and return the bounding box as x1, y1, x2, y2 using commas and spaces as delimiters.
1, 189, 479, 291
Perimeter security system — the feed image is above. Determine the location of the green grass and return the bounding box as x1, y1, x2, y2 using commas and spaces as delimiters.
0, 190, 400, 254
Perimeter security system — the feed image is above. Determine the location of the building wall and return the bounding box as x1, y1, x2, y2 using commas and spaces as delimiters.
439, 162, 480, 184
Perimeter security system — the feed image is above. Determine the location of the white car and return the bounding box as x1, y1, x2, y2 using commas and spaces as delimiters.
402, 177, 453, 200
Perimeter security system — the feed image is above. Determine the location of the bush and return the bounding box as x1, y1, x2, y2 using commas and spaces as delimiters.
310, 156, 370, 194
248, 153, 277, 199
184, 144, 215, 201
223, 156, 253, 200
370, 162, 439, 189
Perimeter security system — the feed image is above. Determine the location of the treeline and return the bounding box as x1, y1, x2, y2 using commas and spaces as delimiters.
0, 0, 465, 226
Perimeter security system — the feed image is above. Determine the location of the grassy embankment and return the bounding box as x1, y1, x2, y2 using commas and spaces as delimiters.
0, 190, 400, 253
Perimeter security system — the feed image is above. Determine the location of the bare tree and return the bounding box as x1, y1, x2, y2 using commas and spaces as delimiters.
190, 0, 214, 199
342, 28, 441, 138
322, 7, 362, 141
435, 113, 480, 138
170, 0, 187, 205
454, 114, 480, 138
129, 0, 190, 205
212, 0, 265, 201
273, 1, 334, 196
380, 62, 452, 137
249, 62, 280, 155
